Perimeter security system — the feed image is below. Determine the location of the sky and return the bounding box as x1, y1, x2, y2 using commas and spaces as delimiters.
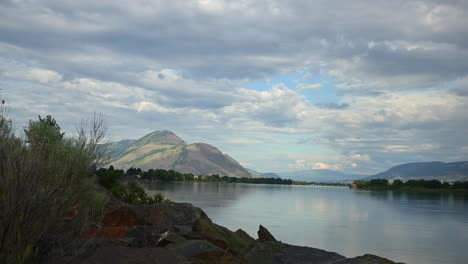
1, 0, 468, 174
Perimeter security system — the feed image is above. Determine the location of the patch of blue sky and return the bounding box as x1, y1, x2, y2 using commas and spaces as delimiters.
242, 71, 341, 105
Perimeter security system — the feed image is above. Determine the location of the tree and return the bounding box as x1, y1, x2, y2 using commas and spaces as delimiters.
392, 179, 404, 188
24, 115, 64, 151
0, 99, 11, 137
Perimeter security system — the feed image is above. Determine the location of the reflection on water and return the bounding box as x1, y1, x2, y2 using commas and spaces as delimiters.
144, 182, 468, 264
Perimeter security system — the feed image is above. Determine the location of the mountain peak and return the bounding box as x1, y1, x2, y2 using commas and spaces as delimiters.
135, 130, 186, 146
106, 131, 252, 178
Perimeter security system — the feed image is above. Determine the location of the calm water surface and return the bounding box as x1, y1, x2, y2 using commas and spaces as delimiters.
143, 182, 468, 264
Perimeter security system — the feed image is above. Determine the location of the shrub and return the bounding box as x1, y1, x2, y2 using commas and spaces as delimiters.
110, 182, 165, 205
0, 112, 107, 263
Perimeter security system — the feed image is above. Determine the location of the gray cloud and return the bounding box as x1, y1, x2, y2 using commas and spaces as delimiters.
2, 0, 468, 87
316, 102, 350, 110
1, 0, 468, 173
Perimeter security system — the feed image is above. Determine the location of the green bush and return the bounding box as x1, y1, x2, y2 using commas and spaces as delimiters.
110, 182, 165, 205
0, 112, 107, 263
97, 166, 167, 205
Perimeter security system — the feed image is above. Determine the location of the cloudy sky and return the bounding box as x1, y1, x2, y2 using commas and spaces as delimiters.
1, 0, 468, 174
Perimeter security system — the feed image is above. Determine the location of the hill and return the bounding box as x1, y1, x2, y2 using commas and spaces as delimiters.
105, 130, 252, 178
278, 169, 365, 183
246, 168, 281, 178
367, 161, 468, 181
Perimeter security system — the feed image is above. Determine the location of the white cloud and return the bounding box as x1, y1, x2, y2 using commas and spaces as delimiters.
220, 85, 308, 126
351, 154, 370, 162
3, 68, 62, 84
296, 83, 321, 91
134, 101, 175, 113
288, 160, 341, 170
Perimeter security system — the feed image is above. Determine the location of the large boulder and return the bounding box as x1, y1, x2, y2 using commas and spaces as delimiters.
335, 254, 403, 264
76, 246, 189, 264
244, 241, 346, 264
82, 201, 206, 241
193, 217, 256, 256
257, 225, 277, 242
171, 240, 242, 264
157, 231, 187, 247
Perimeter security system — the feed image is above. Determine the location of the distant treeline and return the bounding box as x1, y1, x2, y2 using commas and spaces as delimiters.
353, 179, 468, 191
98, 166, 295, 185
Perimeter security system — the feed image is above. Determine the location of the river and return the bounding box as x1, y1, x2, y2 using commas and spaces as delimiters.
143, 182, 468, 264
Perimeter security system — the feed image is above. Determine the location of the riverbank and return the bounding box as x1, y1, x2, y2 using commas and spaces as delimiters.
352, 179, 468, 193
353, 186, 468, 193
62, 197, 401, 264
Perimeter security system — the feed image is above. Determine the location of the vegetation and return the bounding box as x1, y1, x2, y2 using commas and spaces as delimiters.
119, 166, 294, 185
0, 105, 167, 263
96, 166, 166, 205
96, 166, 350, 186
353, 179, 468, 191
0, 108, 107, 263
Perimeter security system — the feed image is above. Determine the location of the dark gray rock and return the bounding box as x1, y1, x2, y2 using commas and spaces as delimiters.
171, 240, 223, 259
125, 226, 164, 247
157, 231, 187, 247
245, 241, 346, 264
132, 201, 208, 228
335, 254, 403, 264
79, 246, 189, 264
171, 240, 244, 264
257, 225, 277, 242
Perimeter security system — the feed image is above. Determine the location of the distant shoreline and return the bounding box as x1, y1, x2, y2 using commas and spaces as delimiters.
352, 179, 468, 193
133, 177, 351, 187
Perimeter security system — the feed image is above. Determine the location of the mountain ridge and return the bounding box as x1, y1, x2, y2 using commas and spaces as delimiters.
366, 161, 468, 181
246, 168, 281, 178
106, 130, 252, 178
277, 169, 365, 183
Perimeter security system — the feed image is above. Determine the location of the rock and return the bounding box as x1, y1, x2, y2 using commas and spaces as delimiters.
257, 225, 276, 242
78, 198, 400, 264
82, 206, 138, 240
191, 250, 244, 264
77, 246, 189, 264
171, 240, 242, 264
157, 231, 187, 247
245, 241, 346, 264
82, 201, 206, 242
134, 202, 207, 228
234, 229, 256, 245
193, 217, 256, 255
125, 226, 164, 247
335, 254, 402, 264
171, 240, 223, 258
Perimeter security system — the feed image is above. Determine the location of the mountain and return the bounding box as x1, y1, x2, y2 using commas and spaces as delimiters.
367, 161, 468, 181
105, 130, 252, 178
278, 169, 365, 183
246, 168, 281, 178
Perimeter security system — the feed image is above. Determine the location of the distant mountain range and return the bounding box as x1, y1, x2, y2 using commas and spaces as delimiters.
105, 132, 468, 183
105, 130, 252, 178
246, 169, 281, 178
366, 161, 468, 181
277, 170, 365, 183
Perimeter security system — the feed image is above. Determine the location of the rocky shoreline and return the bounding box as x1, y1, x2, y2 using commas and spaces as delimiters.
66, 199, 401, 264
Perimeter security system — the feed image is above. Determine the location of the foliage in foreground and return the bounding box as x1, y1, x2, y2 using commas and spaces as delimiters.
0, 110, 107, 263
